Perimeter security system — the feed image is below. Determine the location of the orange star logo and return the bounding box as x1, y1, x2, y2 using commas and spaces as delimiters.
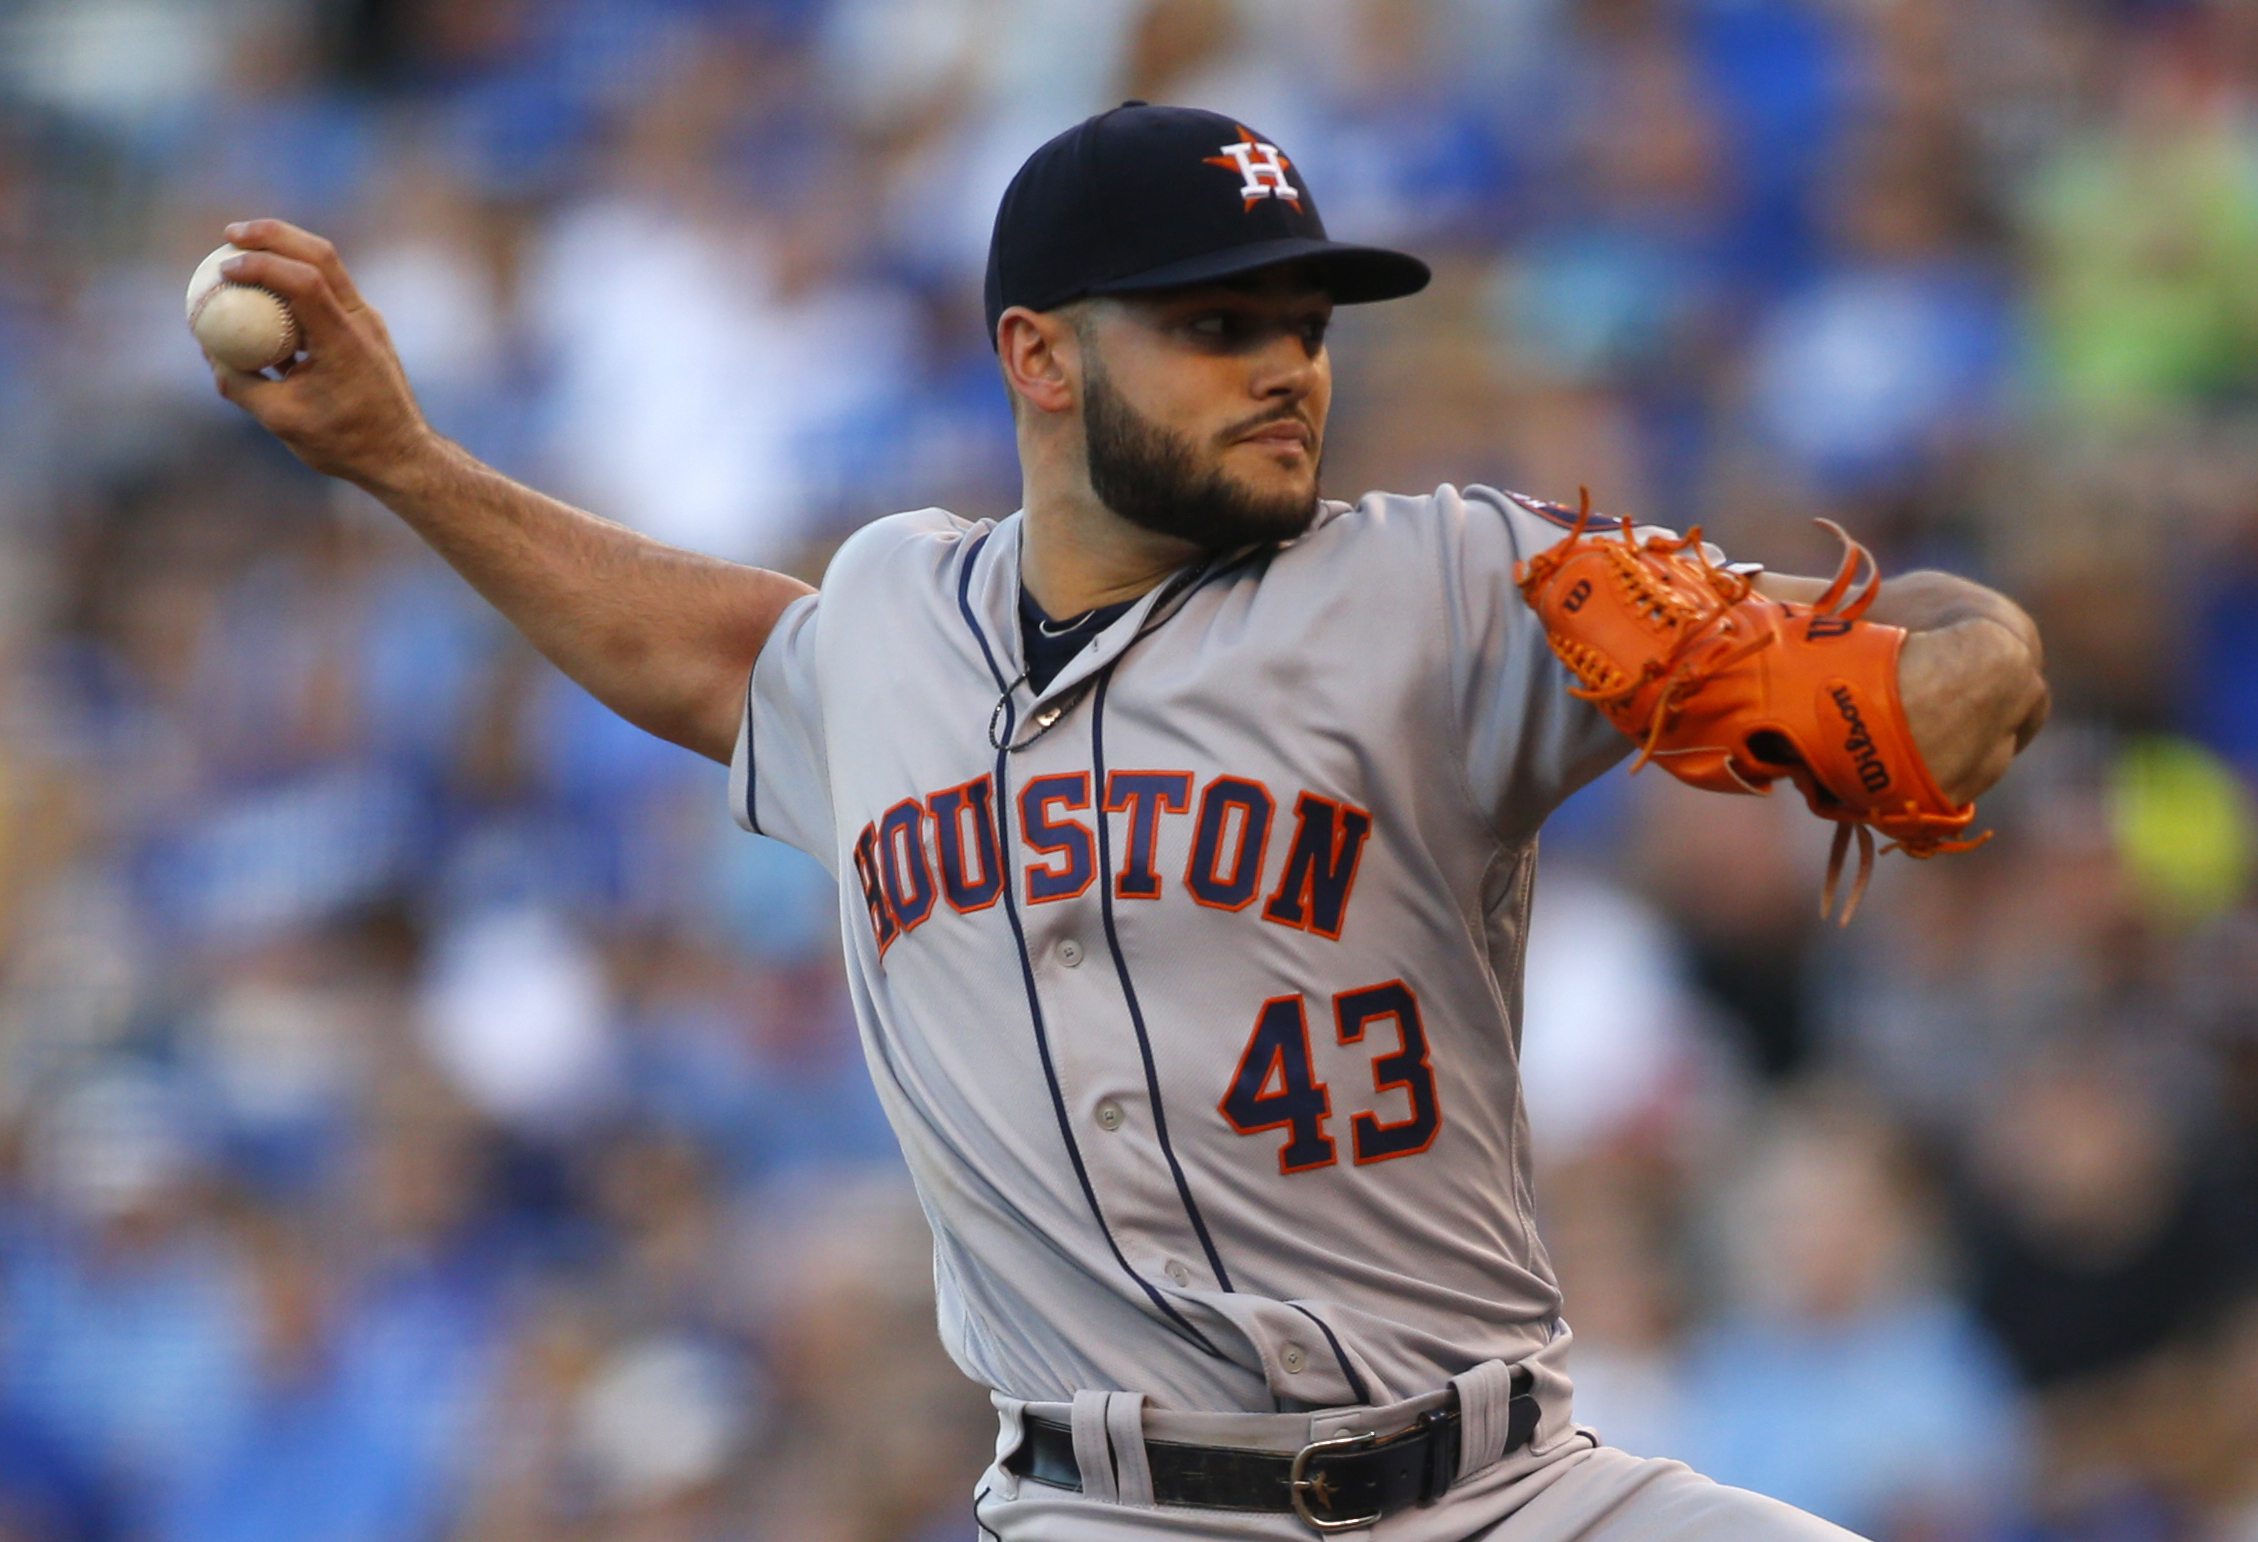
1204, 126, 1302, 211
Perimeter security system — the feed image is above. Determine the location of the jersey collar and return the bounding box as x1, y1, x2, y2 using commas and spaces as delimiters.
964, 512, 1216, 710
961, 501, 1353, 709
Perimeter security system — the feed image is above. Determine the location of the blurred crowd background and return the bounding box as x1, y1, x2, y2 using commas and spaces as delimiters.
0, 0, 2255, 1538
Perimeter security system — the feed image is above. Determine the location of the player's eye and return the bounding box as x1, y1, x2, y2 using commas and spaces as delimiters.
1188, 313, 1239, 338
1300, 315, 1330, 348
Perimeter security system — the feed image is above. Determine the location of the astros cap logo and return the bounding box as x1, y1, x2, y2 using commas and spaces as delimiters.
1204, 127, 1302, 211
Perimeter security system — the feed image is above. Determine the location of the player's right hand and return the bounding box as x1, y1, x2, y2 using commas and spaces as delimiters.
206, 220, 438, 491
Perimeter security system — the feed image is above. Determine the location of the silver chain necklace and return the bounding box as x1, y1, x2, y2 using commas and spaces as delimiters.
1034, 609, 1107, 638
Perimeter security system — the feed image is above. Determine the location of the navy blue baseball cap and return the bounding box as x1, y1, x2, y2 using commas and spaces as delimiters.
983, 102, 1432, 347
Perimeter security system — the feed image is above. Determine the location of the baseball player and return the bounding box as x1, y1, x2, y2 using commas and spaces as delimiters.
209, 104, 2045, 1540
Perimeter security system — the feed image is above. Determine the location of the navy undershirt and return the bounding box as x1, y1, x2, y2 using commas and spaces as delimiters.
1019, 587, 1136, 694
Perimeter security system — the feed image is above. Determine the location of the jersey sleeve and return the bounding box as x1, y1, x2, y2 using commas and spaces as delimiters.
728, 591, 835, 867
1444, 487, 1736, 843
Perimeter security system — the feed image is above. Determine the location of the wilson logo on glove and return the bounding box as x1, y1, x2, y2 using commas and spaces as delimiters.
1829, 684, 1892, 795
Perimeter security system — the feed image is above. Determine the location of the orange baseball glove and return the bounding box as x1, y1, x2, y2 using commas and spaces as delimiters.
1513, 493, 1987, 921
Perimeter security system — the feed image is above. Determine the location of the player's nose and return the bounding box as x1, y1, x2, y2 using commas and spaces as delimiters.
1248, 331, 1323, 402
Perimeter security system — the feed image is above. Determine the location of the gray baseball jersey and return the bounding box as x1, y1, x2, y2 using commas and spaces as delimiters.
729, 483, 1650, 1436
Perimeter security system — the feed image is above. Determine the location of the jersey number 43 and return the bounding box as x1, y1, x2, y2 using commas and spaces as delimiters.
1219, 980, 1441, 1174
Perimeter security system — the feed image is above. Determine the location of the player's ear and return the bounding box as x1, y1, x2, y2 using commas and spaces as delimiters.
997, 306, 1078, 417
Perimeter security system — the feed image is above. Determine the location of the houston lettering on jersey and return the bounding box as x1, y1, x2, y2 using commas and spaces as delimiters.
851, 770, 1373, 958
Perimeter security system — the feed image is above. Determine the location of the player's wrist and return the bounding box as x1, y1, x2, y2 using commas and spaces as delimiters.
349, 420, 460, 507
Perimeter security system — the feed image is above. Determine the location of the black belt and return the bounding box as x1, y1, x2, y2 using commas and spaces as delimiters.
1004, 1369, 1539, 1534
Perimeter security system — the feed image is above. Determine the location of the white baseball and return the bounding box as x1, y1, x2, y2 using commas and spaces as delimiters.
185, 243, 300, 373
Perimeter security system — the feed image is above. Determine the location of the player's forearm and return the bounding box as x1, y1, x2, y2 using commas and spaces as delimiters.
199, 220, 812, 765
1859, 569, 2041, 657
363, 433, 811, 763
1755, 567, 2035, 649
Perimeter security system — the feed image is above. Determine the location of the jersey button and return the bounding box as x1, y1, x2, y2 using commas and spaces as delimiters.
1057, 938, 1085, 968
1096, 1100, 1125, 1131
1164, 1260, 1191, 1286
1280, 1344, 1308, 1375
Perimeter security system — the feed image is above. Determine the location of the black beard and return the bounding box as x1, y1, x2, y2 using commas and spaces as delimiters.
1082, 362, 1321, 553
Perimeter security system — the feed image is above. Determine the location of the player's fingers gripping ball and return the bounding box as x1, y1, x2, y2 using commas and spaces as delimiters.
185, 243, 300, 373
1513, 492, 1987, 921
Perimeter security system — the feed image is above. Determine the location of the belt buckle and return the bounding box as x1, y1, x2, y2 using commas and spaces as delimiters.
1288, 1430, 1381, 1534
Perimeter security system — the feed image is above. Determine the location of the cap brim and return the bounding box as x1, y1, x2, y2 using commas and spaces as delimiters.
1085, 236, 1431, 306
